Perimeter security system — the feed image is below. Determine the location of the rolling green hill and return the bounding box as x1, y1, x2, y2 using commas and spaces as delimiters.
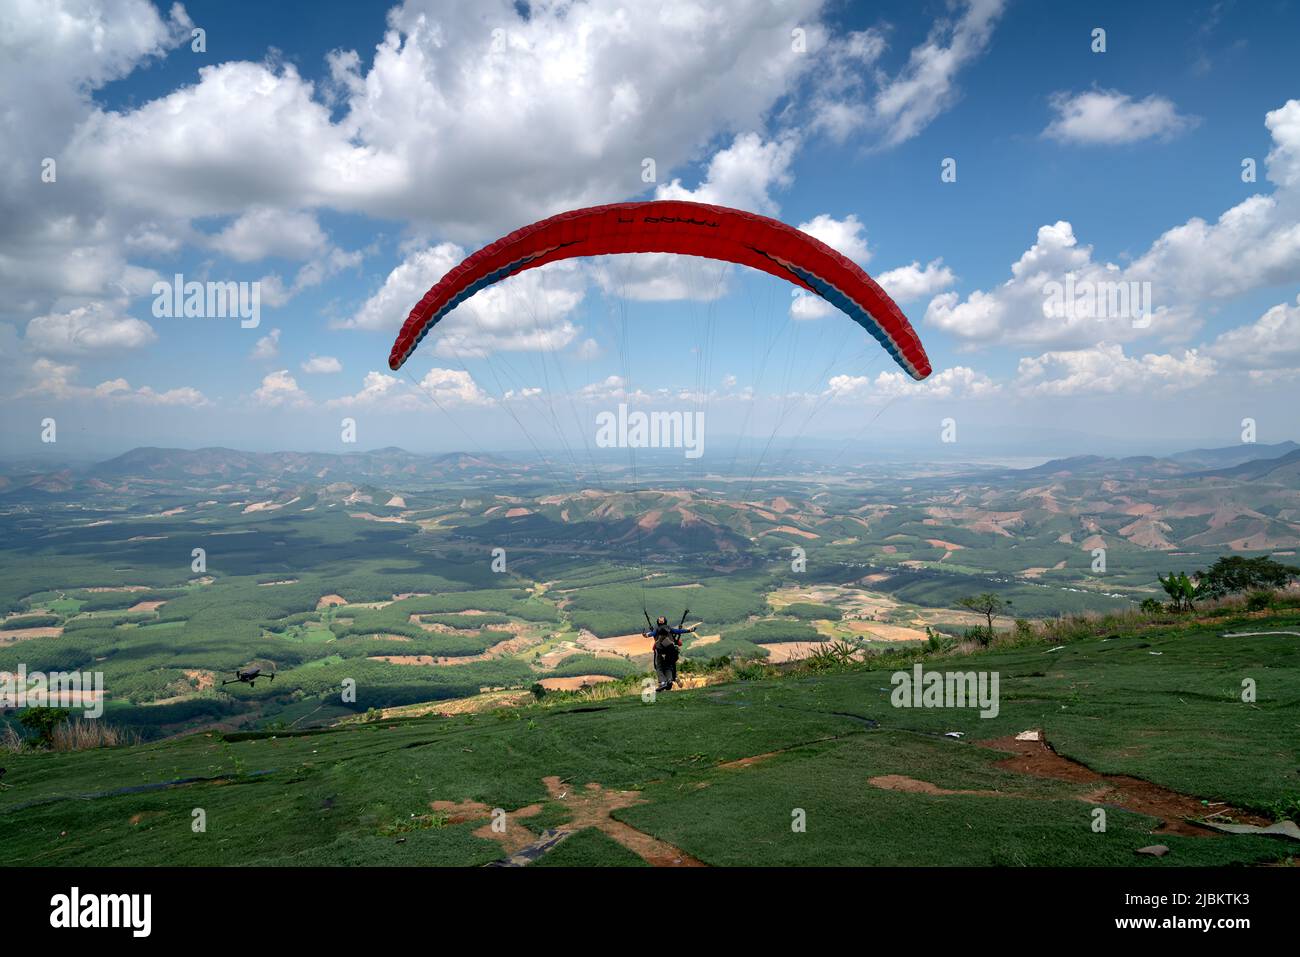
3, 608, 1296, 867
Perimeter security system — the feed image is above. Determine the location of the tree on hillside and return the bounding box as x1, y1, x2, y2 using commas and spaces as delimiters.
1196, 556, 1300, 599
956, 593, 1010, 646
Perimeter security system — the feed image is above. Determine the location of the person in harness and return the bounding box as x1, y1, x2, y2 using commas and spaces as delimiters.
645, 613, 695, 692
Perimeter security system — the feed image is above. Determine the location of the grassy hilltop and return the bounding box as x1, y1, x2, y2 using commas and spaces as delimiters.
3, 606, 1297, 867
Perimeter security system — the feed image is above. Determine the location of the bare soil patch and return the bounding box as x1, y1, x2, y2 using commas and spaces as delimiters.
758, 641, 860, 663
766, 525, 818, 539
981, 732, 1273, 837
868, 774, 1004, 797
184, 669, 216, 691
578, 630, 653, 657
0, 626, 63, 642
378, 690, 531, 719
536, 675, 616, 691
719, 750, 785, 770
843, 621, 928, 642
539, 776, 703, 867
537, 643, 582, 668
349, 511, 407, 523
427, 777, 702, 866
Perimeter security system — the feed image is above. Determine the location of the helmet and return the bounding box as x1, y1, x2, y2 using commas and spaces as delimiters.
656, 616, 667, 625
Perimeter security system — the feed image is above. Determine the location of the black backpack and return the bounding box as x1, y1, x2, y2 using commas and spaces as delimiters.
654, 626, 679, 655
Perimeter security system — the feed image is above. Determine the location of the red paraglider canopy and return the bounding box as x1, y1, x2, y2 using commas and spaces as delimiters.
388, 200, 931, 380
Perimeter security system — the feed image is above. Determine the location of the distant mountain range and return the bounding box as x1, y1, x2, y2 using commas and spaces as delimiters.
974, 441, 1300, 482
2, 439, 1296, 571
1171, 441, 1300, 469
0, 446, 519, 497
1, 441, 1297, 502
1197, 448, 1300, 481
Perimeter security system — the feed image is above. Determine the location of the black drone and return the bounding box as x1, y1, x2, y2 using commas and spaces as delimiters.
222, 666, 274, 688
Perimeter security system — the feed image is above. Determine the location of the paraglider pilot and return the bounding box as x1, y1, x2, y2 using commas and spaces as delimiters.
645, 614, 695, 692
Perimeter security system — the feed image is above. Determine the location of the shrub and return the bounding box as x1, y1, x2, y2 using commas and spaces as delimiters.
18, 707, 70, 747
1, 723, 23, 753
50, 719, 139, 752
732, 660, 772, 681
803, 639, 859, 673
1159, 571, 1211, 611
1246, 590, 1275, 612
1039, 615, 1101, 644
1264, 796, 1300, 824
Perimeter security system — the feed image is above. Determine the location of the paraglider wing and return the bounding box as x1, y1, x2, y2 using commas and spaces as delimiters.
388, 200, 931, 380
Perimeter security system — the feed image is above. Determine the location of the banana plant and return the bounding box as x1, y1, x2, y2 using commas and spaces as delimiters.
1158, 571, 1207, 611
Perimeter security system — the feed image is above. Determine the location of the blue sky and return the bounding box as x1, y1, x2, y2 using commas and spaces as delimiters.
2, 0, 1299, 460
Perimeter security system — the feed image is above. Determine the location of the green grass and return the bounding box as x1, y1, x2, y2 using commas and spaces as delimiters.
533, 828, 649, 867
1, 610, 1296, 866
619, 731, 1285, 866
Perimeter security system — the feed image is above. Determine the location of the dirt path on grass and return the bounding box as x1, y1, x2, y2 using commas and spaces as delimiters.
980, 731, 1273, 837
426, 799, 546, 855
868, 774, 1005, 797
437, 776, 703, 867
537, 776, 703, 867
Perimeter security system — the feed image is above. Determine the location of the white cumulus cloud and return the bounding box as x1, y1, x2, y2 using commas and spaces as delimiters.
301, 355, 343, 374
25, 301, 156, 355
252, 369, 311, 408
1015, 343, 1215, 396
1044, 89, 1198, 145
